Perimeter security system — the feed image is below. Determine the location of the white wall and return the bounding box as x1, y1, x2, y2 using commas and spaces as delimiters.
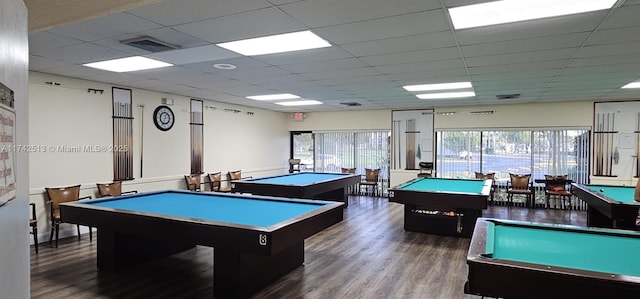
29, 72, 289, 241
0, 0, 29, 297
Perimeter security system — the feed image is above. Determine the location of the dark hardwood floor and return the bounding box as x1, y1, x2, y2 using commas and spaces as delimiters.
30, 195, 586, 299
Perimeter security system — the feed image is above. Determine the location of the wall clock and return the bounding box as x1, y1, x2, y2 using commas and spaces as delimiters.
153, 105, 174, 131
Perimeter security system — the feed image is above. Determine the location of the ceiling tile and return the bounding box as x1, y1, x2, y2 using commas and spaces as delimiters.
174, 7, 306, 44
127, 0, 272, 26
279, 0, 441, 28
47, 12, 163, 42
315, 9, 450, 44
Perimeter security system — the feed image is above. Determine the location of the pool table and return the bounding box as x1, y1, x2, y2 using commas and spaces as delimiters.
231, 172, 360, 205
388, 177, 492, 237
59, 190, 344, 299
466, 218, 640, 298
571, 183, 640, 229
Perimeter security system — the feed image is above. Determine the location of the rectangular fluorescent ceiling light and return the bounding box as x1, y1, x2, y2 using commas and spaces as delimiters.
83, 56, 172, 72
276, 100, 323, 106
246, 93, 300, 101
622, 82, 640, 89
217, 30, 331, 56
403, 82, 472, 92
449, 0, 618, 30
417, 92, 476, 99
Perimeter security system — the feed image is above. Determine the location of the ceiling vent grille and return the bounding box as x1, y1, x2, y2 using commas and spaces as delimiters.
496, 94, 520, 100
119, 36, 179, 53
340, 102, 361, 106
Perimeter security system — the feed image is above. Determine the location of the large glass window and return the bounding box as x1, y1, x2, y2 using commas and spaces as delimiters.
436, 128, 589, 185
295, 130, 391, 193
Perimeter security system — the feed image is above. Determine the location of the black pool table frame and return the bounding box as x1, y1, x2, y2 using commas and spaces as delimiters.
60, 190, 344, 299
388, 178, 491, 237
571, 183, 640, 229
231, 172, 361, 205
465, 218, 640, 299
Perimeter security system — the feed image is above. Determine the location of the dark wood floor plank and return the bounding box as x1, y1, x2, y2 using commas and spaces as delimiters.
31, 195, 586, 298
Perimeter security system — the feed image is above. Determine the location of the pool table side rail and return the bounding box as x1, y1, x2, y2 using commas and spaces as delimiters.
571, 183, 640, 223
466, 218, 640, 298
231, 174, 360, 198
60, 191, 345, 255
571, 183, 640, 206
388, 179, 491, 210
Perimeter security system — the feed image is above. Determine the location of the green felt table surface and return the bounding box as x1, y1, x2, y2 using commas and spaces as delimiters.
487, 220, 640, 277
585, 184, 637, 204
397, 177, 487, 194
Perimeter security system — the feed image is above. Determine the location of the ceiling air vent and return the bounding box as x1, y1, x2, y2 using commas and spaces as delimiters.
119, 36, 179, 53
496, 94, 520, 100
340, 102, 361, 107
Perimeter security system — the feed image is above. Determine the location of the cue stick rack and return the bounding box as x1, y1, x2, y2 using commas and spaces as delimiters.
405, 119, 420, 170
593, 112, 618, 177
633, 113, 640, 178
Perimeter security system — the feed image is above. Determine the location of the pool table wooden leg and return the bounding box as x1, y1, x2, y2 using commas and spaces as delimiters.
213, 241, 304, 298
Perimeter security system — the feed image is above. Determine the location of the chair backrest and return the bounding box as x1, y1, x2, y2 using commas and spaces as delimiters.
509, 173, 531, 189
208, 172, 223, 191
289, 159, 301, 173
475, 172, 495, 180
184, 174, 201, 191
228, 170, 242, 181
96, 181, 123, 197
364, 168, 380, 182
544, 174, 568, 191
45, 185, 82, 217
341, 167, 356, 174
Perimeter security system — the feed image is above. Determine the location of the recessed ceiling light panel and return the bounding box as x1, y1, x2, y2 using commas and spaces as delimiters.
622, 82, 640, 89
247, 94, 300, 101
403, 82, 472, 91
276, 100, 323, 106
449, 0, 618, 30
83, 56, 172, 72
217, 30, 331, 56
417, 92, 476, 99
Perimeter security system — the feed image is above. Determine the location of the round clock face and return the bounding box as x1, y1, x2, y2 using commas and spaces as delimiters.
153, 105, 175, 131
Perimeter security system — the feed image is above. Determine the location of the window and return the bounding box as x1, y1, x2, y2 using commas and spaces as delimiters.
112, 87, 133, 180
190, 99, 203, 174
436, 129, 589, 184
308, 130, 391, 192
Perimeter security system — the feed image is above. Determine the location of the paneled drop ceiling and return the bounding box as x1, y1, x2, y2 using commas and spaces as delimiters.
26, 0, 640, 112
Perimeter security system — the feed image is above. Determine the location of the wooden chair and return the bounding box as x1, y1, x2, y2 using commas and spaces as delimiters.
418, 162, 434, 177
96, 181, 137, 197
184, 174, 202, 191
341, 167, 357, 194
289, 159, 301, 173
45, 185, 92, 248
359, 168, 381, 196
208, 172, 232, 193
506, 173, 533, 207
543, 175, 573, 209
475, 172, 496, 201
30, 203, 38, 254
228, 170, 252, 181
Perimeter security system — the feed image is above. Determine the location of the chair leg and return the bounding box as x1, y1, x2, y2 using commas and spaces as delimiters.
49, 224, 54, 245
89, 226, 92, 241
55, 224, 60, 248
33, 227, 38, 254
76, 225, 81, 240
